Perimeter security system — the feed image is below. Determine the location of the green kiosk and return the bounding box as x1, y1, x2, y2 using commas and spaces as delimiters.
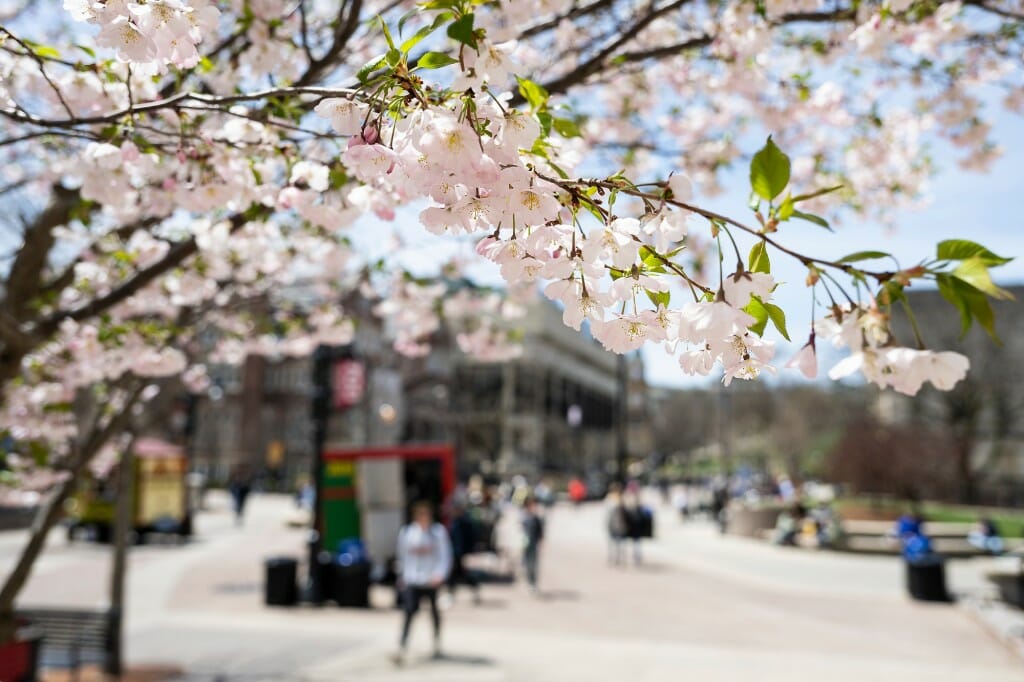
315, 444, 456, 605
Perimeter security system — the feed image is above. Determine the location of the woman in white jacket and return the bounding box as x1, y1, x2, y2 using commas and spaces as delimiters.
393, 500, 452, 664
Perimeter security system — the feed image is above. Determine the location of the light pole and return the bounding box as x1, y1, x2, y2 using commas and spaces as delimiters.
307, 344, 355, 603
615, 353, 629, 484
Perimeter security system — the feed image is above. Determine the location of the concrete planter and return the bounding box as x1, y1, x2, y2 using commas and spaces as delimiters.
987, 572, 1024, 608
725, 506, 783, 538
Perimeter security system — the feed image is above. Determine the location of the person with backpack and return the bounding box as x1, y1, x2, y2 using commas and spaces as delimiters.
521, 496, 544, 594
623, 490, 646, 565
393, 501, 452, 665
446, 502, 481, 605
606, 483, 629, 566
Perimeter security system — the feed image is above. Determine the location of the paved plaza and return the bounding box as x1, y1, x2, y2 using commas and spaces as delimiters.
3, 493, 1024, 681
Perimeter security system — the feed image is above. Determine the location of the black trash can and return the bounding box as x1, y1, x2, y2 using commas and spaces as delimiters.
265, 557, 298, 606
332, 561, 371, 608
906, 557, 951, 602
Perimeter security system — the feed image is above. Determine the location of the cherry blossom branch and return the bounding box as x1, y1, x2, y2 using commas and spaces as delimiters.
0, 26, 75, 120
0, 86, 364, 131
545, 174, 897, 282
36, 206, 270, 337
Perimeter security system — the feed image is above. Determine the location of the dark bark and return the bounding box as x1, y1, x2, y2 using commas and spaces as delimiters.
106, 437, 136, 676
0, 385, 143, 645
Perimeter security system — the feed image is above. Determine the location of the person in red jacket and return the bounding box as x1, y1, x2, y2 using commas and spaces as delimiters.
568, 477, 587, 507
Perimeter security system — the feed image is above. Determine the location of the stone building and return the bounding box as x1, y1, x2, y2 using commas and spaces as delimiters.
404, 301, 626, 478
189, 298, 644, 484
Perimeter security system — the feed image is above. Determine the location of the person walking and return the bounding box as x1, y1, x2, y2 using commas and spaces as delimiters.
447, 503, 481, 605
227, 464, 252, 526
521, 496, 544, 595
393, 501, 452, 665
568, 476, 587, 507
623, 490, 645, 565
606, 484, 628, 566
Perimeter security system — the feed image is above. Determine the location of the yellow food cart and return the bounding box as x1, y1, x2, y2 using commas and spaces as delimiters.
65, 438, 191, 543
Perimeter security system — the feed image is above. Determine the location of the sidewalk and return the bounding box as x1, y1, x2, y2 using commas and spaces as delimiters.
136, 498, 1024, 681
6, 493, 1024, 681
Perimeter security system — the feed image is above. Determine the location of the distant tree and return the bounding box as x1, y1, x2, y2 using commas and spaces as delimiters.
826, 416, 958, 502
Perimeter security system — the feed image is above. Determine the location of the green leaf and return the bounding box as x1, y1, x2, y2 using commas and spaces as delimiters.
380, 16, 397, 51
937, 239, 1013, 266
416, 51, 458, 69
777, 194, 794, 220
837, 250, 890, 263
447, 12, 477, 49
646, 289, 670, 309
551, 117, 581, 138
937, 273, 998, 341
516, 77, 549, 112
791, 185, 843, 203
748, 241, 771, 274
791, 209, 831, 230
357, 54, 389, 83
639, 246, 667, 273
32, 44, 61, 60
749, 136, 791, 201
953, 257, 1015, 301
743, 296, 769, 336
765, 302, 790, 341
385, 48, 402, 67
400, 13, 450, 52
536, 110, 553, 137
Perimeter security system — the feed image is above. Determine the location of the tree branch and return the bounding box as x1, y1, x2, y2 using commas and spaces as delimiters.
516, 0, 692, 103
519, 0, 620, 40
37, 207, 268, 336
0, 85, 362, 133
962, 0, 1024, 21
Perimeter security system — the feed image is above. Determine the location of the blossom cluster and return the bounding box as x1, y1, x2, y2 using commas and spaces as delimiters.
819, 306, 970, 395
67, 0, 220, 68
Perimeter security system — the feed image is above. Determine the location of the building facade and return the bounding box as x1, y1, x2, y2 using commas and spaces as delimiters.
189, 298, 643, 485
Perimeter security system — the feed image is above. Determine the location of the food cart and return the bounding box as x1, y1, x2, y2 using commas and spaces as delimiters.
65, 438, 191, 543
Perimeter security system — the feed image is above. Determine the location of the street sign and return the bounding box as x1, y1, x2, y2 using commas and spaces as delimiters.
332, 359, 365, 409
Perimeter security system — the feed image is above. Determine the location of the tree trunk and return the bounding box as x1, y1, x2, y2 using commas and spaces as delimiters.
955, 439, 977, 505
0, 384, 145, 644
0, 475, 76, 644
106, 440, 136, 676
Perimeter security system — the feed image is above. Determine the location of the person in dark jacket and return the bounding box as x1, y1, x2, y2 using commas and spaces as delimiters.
228, 464, 252, 526
521, 497, 544, 594
447, 503, 481, 604
623, 491, 646, 565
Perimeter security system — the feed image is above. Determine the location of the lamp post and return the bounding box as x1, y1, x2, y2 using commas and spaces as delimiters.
567, 403, 582, 471
307, 344, 356, 603
615, 353, 629, 484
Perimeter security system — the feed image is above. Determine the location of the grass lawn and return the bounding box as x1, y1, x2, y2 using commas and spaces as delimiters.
835, 496, 1024, 538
